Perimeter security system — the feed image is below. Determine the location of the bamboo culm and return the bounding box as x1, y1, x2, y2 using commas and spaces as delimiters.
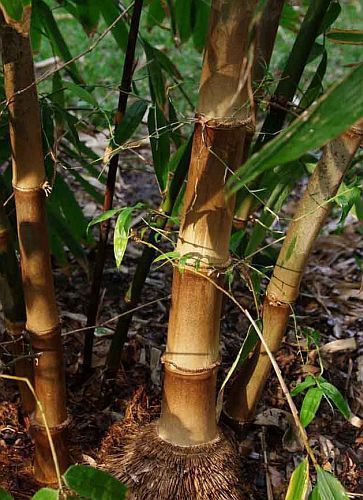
0, 14, 69, 483
225, 120, 363, 423
83, 0, 144, 375
0, 201, 34, 415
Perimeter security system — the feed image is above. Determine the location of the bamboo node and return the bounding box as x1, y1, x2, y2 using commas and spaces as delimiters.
195, 112, 253, 130
161, 355, 221, 374
30, 415, 71, 434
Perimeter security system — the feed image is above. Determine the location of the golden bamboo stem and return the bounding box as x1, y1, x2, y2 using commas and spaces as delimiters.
225, 120, 363, 423
0, 16, 69, 483
158, 0, 257, 447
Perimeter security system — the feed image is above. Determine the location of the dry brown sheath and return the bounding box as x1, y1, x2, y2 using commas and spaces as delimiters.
225, 120, 363, 423
0, 14, 69, 483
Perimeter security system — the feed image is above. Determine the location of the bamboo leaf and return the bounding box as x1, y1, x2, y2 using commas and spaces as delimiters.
148, 105, 171, 192
99, 0, 128, 52
285, 458, 309, 500
87, 208, 121, 231
64, 465, 127, 499
153, 251, 180, 263
291, 375, 317, 397
0, 487, 14, 500
175, 0, 192, 43
309, 485, 321, 500
301, 50, 328, 109
319, 2, 341, 34
228, 63, 363, 194
0, 0, 30, 23
147, 0, 166, 29
32, 489, 59, 500
316, 467, 348, 500
63, 82, 98, 108
113, 100, 148, 148
327, 29, 363, 45
192, 0, 210, 51
76, 0, 100, 35
318, 378, 351, 419
35, 0, 82, 83
300, 387, 323, 427
144, 41, 166, 108
114, 208, 134, 268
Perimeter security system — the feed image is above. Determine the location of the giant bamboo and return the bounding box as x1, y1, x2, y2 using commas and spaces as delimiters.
0, 12, 69, 483
225, 119, 363, 424
106, 1, 257, 498
0, 200, 34, 415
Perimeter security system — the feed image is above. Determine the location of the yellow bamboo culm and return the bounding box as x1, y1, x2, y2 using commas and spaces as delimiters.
0, 11, 69, 484
225, 119, 363, 424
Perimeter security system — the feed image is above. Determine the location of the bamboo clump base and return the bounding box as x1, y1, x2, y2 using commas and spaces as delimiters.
104, 421, 245, 499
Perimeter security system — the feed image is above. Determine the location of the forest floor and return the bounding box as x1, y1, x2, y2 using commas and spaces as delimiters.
1, 145, 363, 499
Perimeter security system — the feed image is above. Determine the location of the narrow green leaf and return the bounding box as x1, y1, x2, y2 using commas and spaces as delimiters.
285, 458, 309, 500
192, 0, 210, 51
114, 208, 134, 268
318, 378, 351, 419
327, 29, 363, 45
63, 82, 98, 108
285, 235, 297, 263
113, 100, 148, 148
301, 50, 328, 109
175, 0, 192, 43
87, 208, 121, 231
300, 387, 323, 427
228, 64, 363, 193
32, 489, 59, 500
0, 487, 14, 500
35, 0, 82, 83
153, 250, 180, 263
0, 0, 30, 23
316, 467, 348, 500
76, 0, 100, 35
99, 0, 128, 52
147, 0, 166, 29
291, 375, 317, 397
148, 105, 171, 192
319, 2, 341, 34
64, 465, 127, 500
144, 41, 166, 108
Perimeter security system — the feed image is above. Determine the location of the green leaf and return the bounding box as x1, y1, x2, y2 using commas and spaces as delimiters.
291, 375, 317, 397
153, 250, 180, 263
63, 82, 98, 108
148, 105, 171, 192
0, 487, 14, 500
318, 378, 351, 419
144, 41, 166, 108
175, 0, 192, 43
316, 467, 348, 500
192, 0, 210, 51
32, 488, 59, 500
114, 208, 134, 268
87, 208, 121, 231
76, 0, 100, 35
335, 182, 361, 226
99, 0, 128, 52
319, 2, 341, 34
327, 29, 363, 45
35, 0, 82, 84
216, 322, 259, 419
285, 458, 309, 500
285, 235, 297, 263
300, 387, 323, 427
309, 484, 321, 500
301, 50, 328, 109
228, 63, 363, 194
113, 100, 148, 148
64, 465, 127, 500
147, 0, 166, 29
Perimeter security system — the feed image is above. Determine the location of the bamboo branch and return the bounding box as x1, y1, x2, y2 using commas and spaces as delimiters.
83, 0, 144, 375
225, 120, 363, 424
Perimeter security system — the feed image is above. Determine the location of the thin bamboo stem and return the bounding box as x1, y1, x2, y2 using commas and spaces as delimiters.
158, 0, 257, 447
83, 0, 144, 375
225, 120, 363, 423
106, 138, 191, 374
0, 15, 69, 483
0, 201, 34, 415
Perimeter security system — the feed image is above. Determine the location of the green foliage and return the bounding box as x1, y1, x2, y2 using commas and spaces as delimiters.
0, 0, 31, 22
285, 458, 309, 500
64, 465, 127, 499
327, 29, 363, 45
32, 489, 59, 500
0, 487, 14, 500
316, 467, 348, 499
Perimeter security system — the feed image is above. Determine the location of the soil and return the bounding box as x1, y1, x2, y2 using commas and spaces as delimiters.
1, 151, 362, 498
